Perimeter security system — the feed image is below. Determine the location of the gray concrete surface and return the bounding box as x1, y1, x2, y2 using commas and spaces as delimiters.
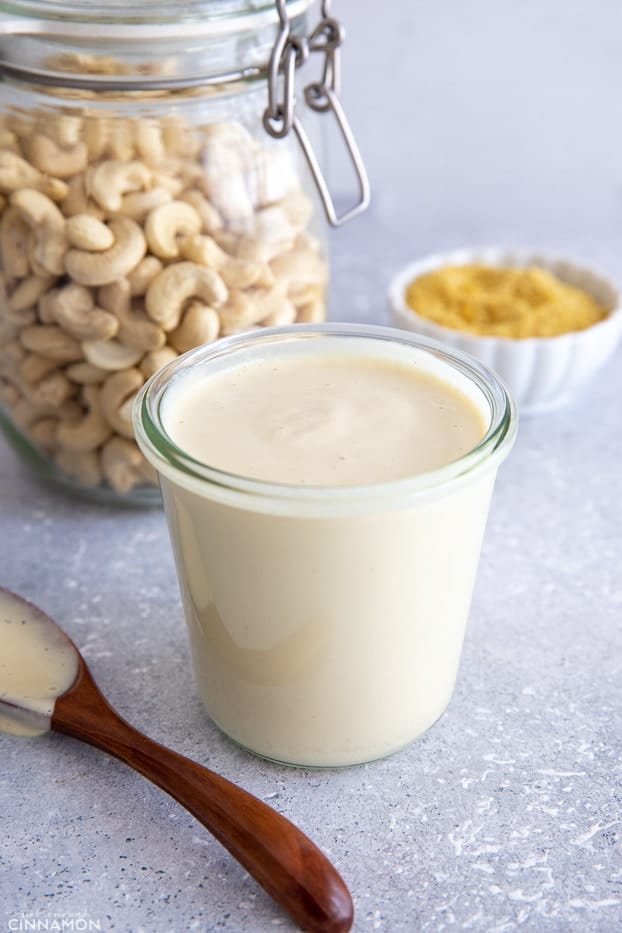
1, 2, 622, 931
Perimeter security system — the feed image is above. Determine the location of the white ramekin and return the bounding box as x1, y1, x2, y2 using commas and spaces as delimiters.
388, 248, 622, 414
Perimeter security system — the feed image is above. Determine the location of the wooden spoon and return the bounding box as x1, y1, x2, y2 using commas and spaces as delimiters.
0, 588, 354, 933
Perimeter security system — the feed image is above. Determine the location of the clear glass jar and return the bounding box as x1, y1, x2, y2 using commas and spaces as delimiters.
0, 0, 339, 504
133, 324, 517, 766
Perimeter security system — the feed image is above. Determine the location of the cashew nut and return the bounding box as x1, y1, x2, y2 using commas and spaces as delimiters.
0, 130, 19, 153
150, 171, 183, 198
111, 186, 171, 221
9, 396, 36, 427
296, 297, 326, 323
49, 283, 119, 341
127, 255, 162, 296
18, 353, 58, 384
103, 122, 135, 162
7, 275, 54, 313
101, 436, 144, 493
218, 282, 289, 333
61, 174, 104, 219
254, 147, 300, 208
55, 448, 102, 486
169, 302, 220, 353
20, 325, 83, 362
0, 149, 35, 192
38, 288, 61, 324
100, 368, 144, 438
66, 214, 114, 251
179, 189, 223, 234
11, 188, 67, 276
0, 206, 30, 278
171, 160, 205, 191
26, 234, 56, 280
134, 119, 166, 166
12, 396, 82, 429
30, 416, 58, 451
278, 189, 314, 231
0, 319, 19, 352
39, 113, 83, 149
82, 338, 143, 371
22, 369, 74, 408
0, 151, 67, 201
5, 112, 35, 139
25, 134, 88, 179
55, 385, 111, 452
200, 122, 257, 230
216, 230, 286, 264
144, 200, 201, 259
145, 261, 227, 331
65, 361, 108, 385
0, 337, 26, 372
270, 245, 328, 303
261, 300, 297, 327
3, 306, 37, 328
86, 160, 152, 212
139, 346, 177, 380
136, 456, 158, 485
98, 280, 165, 351
216, 292, 261, 334
252, 205, 297, 248
180, 233, 273, 289
64, 217, 146, 286
0, 379, 20, 406
83, 117, 109, 162
161, 114, 200, 158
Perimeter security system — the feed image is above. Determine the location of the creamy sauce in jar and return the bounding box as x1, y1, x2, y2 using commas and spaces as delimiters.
164, 354, 486, 486
0, 591, 78, 737
136, 331, 513, 767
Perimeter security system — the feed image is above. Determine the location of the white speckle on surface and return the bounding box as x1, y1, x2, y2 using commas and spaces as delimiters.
570, 822, 621, 850
567, 898, 621, 909
536, 769, 587, 778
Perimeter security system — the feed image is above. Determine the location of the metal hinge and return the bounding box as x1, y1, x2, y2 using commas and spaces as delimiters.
263, 0, 371, 227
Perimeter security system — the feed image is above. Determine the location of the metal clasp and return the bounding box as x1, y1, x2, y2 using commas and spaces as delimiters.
263, 0, 370, 227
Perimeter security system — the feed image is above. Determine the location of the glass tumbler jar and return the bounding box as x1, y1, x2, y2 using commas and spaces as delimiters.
134, 324, 517, 767
0, 0, 367, 503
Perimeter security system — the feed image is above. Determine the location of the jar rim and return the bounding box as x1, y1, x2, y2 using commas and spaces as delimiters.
0, 0, 311, 36
133, 323, 518, 511
0, 0, 312, 92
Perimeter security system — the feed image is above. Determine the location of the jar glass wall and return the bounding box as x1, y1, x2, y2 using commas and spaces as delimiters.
0, 0, 328, 503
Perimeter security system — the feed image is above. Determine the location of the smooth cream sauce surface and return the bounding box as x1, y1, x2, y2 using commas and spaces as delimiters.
0, 590, 78, 736
148, 341, 504, 765
164, 354, 487, 486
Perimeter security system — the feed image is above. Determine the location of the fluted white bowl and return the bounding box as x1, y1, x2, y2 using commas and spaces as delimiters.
388, 248, 622, 414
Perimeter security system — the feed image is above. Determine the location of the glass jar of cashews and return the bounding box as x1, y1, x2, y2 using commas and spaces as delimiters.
0, 0, 368, 503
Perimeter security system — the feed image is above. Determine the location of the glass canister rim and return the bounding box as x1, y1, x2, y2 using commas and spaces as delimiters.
0, 1, 312, 36
0, 0, 312, 91
133, 323, 518, 514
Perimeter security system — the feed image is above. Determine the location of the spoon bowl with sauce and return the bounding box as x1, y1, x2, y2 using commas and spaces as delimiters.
0, 587, 353, 933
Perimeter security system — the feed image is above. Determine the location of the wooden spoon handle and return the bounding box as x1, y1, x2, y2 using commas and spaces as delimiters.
52, 660, 353, 933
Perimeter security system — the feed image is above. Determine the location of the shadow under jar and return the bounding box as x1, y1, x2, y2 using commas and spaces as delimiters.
0, 0, 364, 504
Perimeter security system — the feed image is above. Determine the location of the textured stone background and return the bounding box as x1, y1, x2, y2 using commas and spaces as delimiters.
1, 2, 622, 932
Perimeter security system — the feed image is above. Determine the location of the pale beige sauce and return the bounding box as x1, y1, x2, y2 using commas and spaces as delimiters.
0, 591, 78, 736
164, 354, 487, 486
152, 347, 498, 765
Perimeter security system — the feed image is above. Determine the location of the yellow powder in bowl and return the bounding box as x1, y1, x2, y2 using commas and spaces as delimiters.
404, 264, 608, 338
